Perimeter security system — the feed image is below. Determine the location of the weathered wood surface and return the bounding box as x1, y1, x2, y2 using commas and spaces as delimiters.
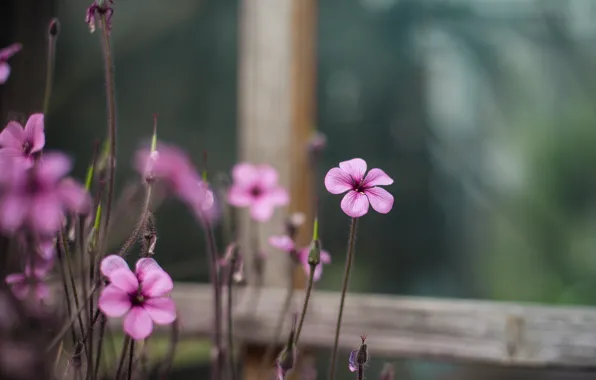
146, 283, 596, 369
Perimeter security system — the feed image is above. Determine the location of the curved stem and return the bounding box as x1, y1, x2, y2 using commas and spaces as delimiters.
329, 217, 358, 380
98, 15, 117, 257
126, 340, 135, 380
294, 262, 315, 346
115, 337, 130, 380
204, 222, 223, 380
117, 185, 152, 257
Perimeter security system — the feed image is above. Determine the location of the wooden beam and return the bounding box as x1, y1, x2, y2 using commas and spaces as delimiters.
136, 284, 596, 370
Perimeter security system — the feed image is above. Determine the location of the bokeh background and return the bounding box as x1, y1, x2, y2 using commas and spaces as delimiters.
2, 0, 596, 379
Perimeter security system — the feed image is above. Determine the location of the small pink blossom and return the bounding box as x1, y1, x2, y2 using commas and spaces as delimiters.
0, 114, 45, 168
324, 158, 394, 218
0, 153, 91, 235
268, 235, 331, 282
98, 255, 176, 340
134, 142, 216, 223
5, 260, 53, 302
0, 43, 22, 84
227, 163, 289, 222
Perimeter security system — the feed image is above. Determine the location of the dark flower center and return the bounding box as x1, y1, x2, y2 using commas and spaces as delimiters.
22, 140, 32, 155
24, 171, 44, 195
131, 293, 145, 306
250, 186, 263, 198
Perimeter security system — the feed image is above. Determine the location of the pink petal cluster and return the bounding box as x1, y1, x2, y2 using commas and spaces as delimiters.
228, 163, 289, 222
98, 255, 177, 340
324, 158, 394, 218
5, 259, 53, 302
269, 235, 331, 282
0, 114, 45, 168
134, 142, 216, 223
0, 43, 21, 84
0, 153, 90, 235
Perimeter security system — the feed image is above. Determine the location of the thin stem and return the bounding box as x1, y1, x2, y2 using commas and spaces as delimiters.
42, 19, 58, 115
329, 217, 358, 380
115, 337, 130, 380
55, 238, 78, 347
126, 340, 135, 380
260, 258, 296, 373
117, 185, 152, 257
294, 262, 315, 346
204, 222, 223, 380
93, 315, 107, 380
357, 364, 364, 380
227, 255, 237, 380
98, 14, 117, 257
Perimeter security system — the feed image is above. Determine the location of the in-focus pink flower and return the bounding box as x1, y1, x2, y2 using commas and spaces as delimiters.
227, 163, 289, 222
268, 235, 331, 282
134, 142, 217, 223
0, 153, 91, 235
98, 255, 176, 340
5, 260, 53, 302
324, 158, 394, 218
0, 114, 45, 168
0, 43, 22, 84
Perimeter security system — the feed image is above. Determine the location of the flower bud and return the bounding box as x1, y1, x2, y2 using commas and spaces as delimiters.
307, 239, 321, 267
49, 18, 60, 37
357, 334, 368, 366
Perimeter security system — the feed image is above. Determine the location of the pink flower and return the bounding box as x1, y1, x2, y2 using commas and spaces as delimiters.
269, 235, 331, 282
227, 163, 289, 222
0, 114, 45, 168
98, 255, 176, 340
134, 142, 217, 222
5, 260, 53, 302
0, 153, 91, 235
0, 43, 22, 84
324, 158, 394, 218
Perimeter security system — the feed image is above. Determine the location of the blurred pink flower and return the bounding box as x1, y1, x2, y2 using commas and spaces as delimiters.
0, 114, 45, 168
268, 235, 331, 282
98, 255, 176, 340
227, 163, 289, 222
0, 43, 22, 84
5, 259, 53, 302
324, 158, 394, 218
0, 153, 91, 235
134, 142, 216, 221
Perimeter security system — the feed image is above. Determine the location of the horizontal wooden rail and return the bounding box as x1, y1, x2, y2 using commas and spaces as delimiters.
106, 283, 596, 370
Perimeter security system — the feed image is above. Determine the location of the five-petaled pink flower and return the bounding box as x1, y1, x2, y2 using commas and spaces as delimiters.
269, 235, 331, 282
324, 158, 394, 218
5, 259, 53, 302
228, 163, 289, 222
0, 114, 45, 168
0, 43, 22, 84
0, 153, 90, 235
98, 255, 177, 340
134, 142, 215, 220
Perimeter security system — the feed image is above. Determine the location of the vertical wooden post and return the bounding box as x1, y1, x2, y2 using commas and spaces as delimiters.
237, 0, 317, 378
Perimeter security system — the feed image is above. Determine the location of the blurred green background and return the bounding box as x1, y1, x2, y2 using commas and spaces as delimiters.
3, 0, 596, 378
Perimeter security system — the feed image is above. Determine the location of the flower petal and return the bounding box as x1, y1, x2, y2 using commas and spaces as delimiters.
250, 199, 276, 222
0, 43, 22, 61
30, 193, 64, 235
143, 297, 177, 325
263, 187, 289, 206
363, 168, 393, 187
98, 285, 132, 317
100, 255, 129, 278
320, 250, 331, 264
364, 187, 394, 214
108, 268, 139, 294
135, 258, 163, 282
227, 186, 253, 207
0, 63, 10, 84
57, 178, 90, 214
303, 261, 323, 282
141, 269, 173, 298
339, 158, 367, 183
232, 163, 259, 189
38, 239, 55, 261
348, 349, 358, 372
340, 191, 370, 218
268, 235, 294, 252
37, 153, 72, 183
0, 194, 27, 233
23, 114, 44, 153
256, 165, 279, 189
0, 121, 24, 149
324, 167, 354, 194
123, 306, 153, 340
5, 273, 25, 285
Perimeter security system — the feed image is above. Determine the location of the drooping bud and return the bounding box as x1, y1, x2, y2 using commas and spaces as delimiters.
307, 217, 321, 268
276, 315, 298, 378
48, 18, 60, 37
356, 334, 369, 367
